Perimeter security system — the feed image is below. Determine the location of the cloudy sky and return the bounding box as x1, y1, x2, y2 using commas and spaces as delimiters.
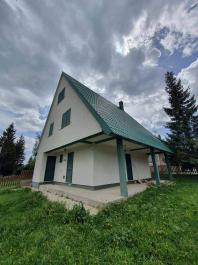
0, 0, 198, 161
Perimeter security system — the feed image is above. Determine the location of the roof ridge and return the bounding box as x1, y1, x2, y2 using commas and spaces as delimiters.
63, 71, 116, 106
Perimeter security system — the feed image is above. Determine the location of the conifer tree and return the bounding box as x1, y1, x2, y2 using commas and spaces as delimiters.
24, 133, 40, 170
15, 135, 25, 173
164, 72, 198, 169
0, 124, 25, 175
0, 123, 16, 175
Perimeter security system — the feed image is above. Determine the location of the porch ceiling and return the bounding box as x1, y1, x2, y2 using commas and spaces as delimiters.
98, 138, 150, 154
46, 132, 163, 155
45, 133, 114, 154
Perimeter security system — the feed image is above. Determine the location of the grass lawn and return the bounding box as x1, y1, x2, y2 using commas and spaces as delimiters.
0, 179, 198, 265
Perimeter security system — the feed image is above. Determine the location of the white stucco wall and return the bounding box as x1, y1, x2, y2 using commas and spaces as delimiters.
51, 146, 94, 186
34, 141, 151, 187
72, 146, 94, 186
92, 146, 151, 186
93, 144, 119, 186
54, 153, 67, 183
130, 152, 151, 180
33, 75, 101, 183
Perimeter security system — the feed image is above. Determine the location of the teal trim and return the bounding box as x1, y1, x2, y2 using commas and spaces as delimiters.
125, 153, 133, 180
95, 137, 115, 144
61, 109, 71, 129
130, 147, 148, 152
66, 152, 74, 183
116, 138, 128, 197
164, 152, 173, 181
79, 140, 93, 144
150, 147, 160, 186
44, 156, 56, 181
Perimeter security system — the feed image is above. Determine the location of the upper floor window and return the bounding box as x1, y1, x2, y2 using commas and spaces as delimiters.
58, 88, 65, 104
48, 122, 54, 137
61, 109, 71, 129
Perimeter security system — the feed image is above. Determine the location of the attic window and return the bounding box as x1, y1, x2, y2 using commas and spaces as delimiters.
58, 88, 65, 104
48, 122, 54, 137
61, 109, 71, 129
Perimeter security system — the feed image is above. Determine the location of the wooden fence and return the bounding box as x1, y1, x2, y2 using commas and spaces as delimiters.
150, 165, 198, 179
0, 170, 33, 187
150, 165, 198, 175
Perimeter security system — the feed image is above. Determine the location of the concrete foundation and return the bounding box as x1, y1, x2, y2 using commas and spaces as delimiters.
37, 182, 148, 208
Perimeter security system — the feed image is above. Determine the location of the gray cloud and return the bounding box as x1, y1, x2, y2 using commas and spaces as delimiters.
0, 0, 198, 155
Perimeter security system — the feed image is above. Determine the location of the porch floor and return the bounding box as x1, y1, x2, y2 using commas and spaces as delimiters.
38, 182, 148, 209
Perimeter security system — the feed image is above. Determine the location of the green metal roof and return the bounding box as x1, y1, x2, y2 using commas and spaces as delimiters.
62, 72, 173, 153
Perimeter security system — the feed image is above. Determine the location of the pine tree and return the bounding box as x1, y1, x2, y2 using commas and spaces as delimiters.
164, 72, 198, 169
0, 123, 16, 175
15, 135, 25, 173
24, 156, 35, 170
32, 133, 40, 159
24, 133, 40, 170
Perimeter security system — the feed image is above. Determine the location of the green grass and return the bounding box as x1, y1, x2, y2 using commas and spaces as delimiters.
0, 179, 198, 265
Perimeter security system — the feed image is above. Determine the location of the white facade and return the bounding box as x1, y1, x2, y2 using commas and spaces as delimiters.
33, 76, 101, 184
33, 75, 151, 188
33, 143, 151, 188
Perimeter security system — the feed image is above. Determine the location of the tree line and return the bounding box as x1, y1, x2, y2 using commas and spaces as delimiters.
0, 123, 25, 176
0, 72, 197, 175
0, 123, 40, 176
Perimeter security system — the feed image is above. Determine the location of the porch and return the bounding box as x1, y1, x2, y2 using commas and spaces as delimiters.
40, 132, 172, 198
38, 182, 149, 209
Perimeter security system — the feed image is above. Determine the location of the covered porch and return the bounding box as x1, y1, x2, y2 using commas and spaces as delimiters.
42, 132, 172, 197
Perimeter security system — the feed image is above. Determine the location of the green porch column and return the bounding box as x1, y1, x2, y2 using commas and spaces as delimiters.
164, 152, 173, 181
116, 138, 128, 197
150, 147, 160, 186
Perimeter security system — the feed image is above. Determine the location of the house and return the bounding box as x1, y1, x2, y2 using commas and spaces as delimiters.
32, 72, 173, 197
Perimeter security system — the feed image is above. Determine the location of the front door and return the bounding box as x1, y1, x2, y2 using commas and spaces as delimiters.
66, 152, 74, 184
44, 156, 56, 181
125, 154, 133, 180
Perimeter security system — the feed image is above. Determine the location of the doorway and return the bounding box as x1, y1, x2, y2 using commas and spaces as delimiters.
66, 152, 74, 184
44, 156, 56, 182
125, 154, 133, 180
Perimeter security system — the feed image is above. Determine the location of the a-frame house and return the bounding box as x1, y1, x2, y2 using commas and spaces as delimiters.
32, 72, 173, 197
